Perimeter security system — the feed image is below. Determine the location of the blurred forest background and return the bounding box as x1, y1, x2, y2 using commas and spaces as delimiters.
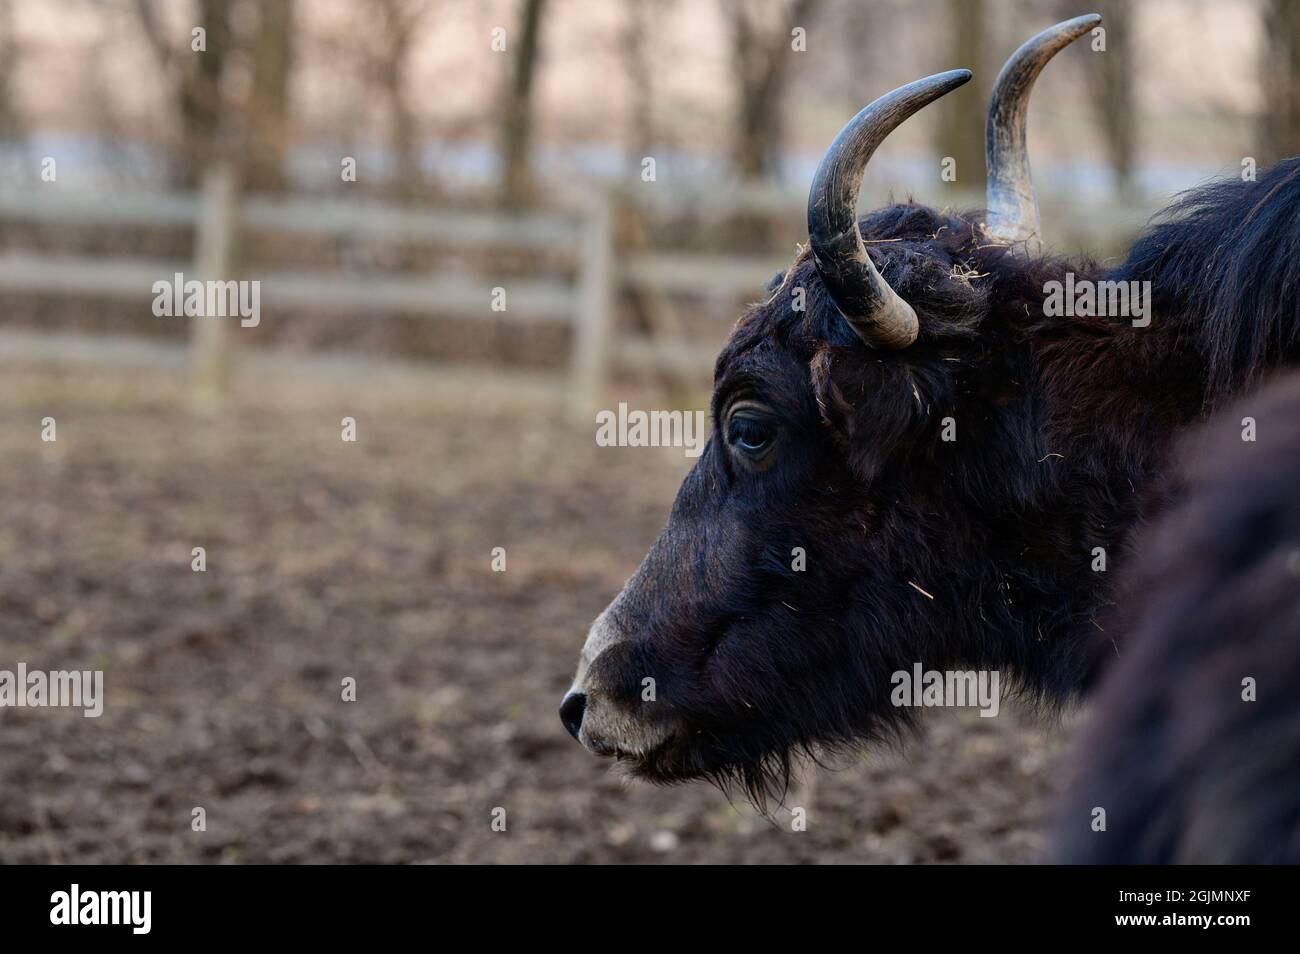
2, 0, 1292, 194
0, 0, 1296, 400
0, 0, 1297, 864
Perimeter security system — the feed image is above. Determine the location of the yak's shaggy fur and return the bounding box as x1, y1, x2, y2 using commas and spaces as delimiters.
1058, 372, 1300, 863
586, 160, 1300, 803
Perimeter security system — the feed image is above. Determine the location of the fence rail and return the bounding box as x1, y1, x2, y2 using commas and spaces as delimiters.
0, 172, 1150, 411
0, 170, 755, 412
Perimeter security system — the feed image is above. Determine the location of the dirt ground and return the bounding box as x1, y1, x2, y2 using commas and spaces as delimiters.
0, 365, 1073, 864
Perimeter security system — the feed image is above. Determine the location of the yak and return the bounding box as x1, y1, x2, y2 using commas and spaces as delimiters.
559, 14, 1300, 803
1056, 371, 1300, 864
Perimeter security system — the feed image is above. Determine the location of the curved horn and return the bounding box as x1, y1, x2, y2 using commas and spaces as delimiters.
985, 14, 1102, 251
807, 70, 972, 350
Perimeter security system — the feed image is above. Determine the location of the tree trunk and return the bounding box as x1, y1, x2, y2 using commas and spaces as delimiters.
1077, 0, 1135, 197
1261, 0, 1300, 165
178, 0, 234, 188
622, 0, 654, 178
247, 0, 295, 192
0, 0, 22, 146
500, 0, 547, 207
935, 0, 986, 196
373, 0, 426, 199
729, 0, 820, 181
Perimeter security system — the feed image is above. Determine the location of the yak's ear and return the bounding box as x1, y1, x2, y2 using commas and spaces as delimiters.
812, 345, 931, 484
765, 269, 786, 294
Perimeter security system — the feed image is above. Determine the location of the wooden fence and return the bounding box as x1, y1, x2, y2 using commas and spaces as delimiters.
0, 168, 794, 413
0, 169, 1147, 412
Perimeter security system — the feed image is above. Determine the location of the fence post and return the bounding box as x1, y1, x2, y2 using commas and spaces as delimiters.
569, 190, 614, 421
191, 163, 237, 407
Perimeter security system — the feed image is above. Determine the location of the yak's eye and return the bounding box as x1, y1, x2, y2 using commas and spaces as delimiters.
727, 415, 774, 455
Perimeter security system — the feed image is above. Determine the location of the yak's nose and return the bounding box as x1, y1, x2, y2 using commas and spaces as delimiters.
559, 691, 587, 741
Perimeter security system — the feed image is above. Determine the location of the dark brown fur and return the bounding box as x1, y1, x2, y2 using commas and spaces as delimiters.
574, 160, 1300, 802
1058, 372, 1300, 862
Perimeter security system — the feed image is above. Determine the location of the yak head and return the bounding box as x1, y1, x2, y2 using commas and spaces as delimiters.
562, 16, 1107, 800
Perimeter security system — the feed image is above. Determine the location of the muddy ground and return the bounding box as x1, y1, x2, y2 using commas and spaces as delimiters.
0, 365, 1074, 863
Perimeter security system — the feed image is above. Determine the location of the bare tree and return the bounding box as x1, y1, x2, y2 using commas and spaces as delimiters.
371, 0, 430, 199
1261, 0, 1300, 164
0, 0, 22, 148
246, 0, 295, 192
1068, 0, 1134, 198
134, 0, 237, 187
935, 0, 986, 195
622, 0, 654, 177
727, 0, 820, 180
500, 0, 547, 206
